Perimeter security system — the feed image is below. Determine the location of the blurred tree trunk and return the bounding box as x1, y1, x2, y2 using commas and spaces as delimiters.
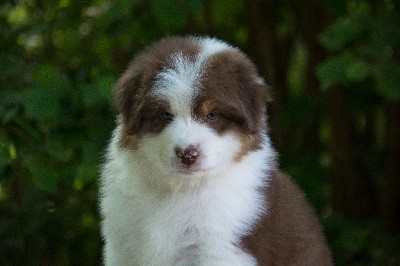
287, 1, 377, 219
288, 0, 326, 153
246, 0, 378, 220
245, 0, 291, 150
329, 86, 376, 218
383, 101, 400, 233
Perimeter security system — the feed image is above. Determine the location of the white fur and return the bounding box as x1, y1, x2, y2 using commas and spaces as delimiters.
195, 36, 235, 61
100, 39, 276, 265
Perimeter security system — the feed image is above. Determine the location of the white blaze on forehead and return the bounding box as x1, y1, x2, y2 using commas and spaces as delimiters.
152, 52, 201, 115
151, 37, 235, 115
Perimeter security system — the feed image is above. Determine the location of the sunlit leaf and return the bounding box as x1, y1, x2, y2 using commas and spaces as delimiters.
7, 3, 29, 27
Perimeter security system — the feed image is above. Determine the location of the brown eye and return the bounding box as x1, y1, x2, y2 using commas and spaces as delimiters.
161, 111, 174, 121
206, 112, 219, 121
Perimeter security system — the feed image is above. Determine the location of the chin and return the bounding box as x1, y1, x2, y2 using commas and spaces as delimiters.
100, 36, 332, 265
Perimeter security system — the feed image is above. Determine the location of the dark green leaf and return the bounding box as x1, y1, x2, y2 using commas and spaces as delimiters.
0, 53, 24, 82
375, 60, 400, 101
186, 0, 204, 14
345, 58, 370, 81
0, 88, 21, 124
21, 65, 73, 125
26, 160, 58, 194
370, 8, 400, 47
22, 86, 61, 125
45, 136, 74, 162
211, 0, 244, 28
0, 141, 10, 170
316, 54, 352, 90
327, 0, 347, 15
319, 8, 370, 51
75, 164, 98, 190
107, 0, 139, 21
31, 64, 71, 95
150, 0, 186, 32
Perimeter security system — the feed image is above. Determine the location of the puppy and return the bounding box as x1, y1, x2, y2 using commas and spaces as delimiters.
100, 36, 332, 265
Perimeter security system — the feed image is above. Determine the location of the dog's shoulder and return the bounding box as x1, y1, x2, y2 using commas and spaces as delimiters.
242, 171, 333, 265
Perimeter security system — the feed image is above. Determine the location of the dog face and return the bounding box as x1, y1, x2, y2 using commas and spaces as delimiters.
114, 37, 269, 177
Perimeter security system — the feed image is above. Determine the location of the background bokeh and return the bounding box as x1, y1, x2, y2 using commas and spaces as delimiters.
1, 0, 399, 265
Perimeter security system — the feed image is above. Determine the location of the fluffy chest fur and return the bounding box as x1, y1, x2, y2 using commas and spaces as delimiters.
101, 126, 274, 265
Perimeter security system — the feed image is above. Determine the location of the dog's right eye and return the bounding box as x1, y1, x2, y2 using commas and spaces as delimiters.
206, 112, 219, 121
161, 111, 174, 121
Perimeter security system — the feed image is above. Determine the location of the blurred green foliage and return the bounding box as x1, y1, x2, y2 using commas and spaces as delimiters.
0, 0, 399, 265
317, 3, 400, 100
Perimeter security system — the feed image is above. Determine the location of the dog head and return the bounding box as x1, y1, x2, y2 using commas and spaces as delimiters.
114, 36, 270, 177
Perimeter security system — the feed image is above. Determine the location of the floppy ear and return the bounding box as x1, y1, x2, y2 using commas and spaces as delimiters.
113, 65, 144, 135
255, 77, 273, 103
236, 61, 271, 133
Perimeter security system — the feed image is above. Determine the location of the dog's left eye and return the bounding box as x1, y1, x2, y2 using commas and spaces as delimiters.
161, 111, 174, 121
206, 112, 219, 121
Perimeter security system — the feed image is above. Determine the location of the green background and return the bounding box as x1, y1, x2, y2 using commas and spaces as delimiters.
1, 0, 399, 265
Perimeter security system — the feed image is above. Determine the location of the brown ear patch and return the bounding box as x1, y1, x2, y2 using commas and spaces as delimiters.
194, 50, 269, 157
133, 99, 172, 135
114, 37, 201, 149
193, 98, 251, 135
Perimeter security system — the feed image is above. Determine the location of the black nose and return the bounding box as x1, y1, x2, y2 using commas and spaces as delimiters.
175, 145, 200, 166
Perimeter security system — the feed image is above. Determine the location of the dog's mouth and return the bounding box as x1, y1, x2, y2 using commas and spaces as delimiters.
174, 163, 204, 174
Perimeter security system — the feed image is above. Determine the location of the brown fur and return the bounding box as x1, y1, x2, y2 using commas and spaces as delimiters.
114, 37, 268, 159
114, 37, 201, 148
194, 50, 269, 158
199, 50, 268, 134
242, 171, 333, 265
